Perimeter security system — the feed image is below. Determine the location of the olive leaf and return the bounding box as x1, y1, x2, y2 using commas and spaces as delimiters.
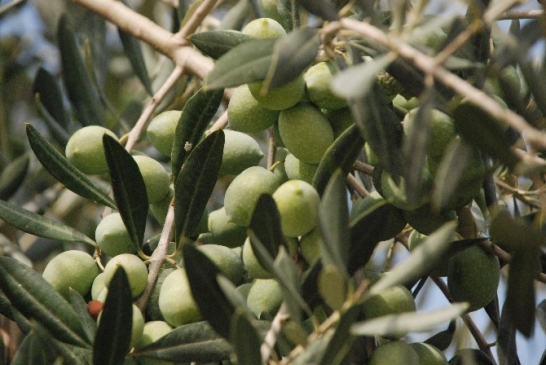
118, 27, 153, 95
33, 67, 71, 130
0, 153, 29, 201
188, 30, 256, 59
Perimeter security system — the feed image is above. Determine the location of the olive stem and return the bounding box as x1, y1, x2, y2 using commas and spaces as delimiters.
261, 301, 289, 363
346, 173, 369, 198
135, 199, 175, 310
431, 276, 497, 361
322, 18, 546, 150
497, 9, 544, 20
125, 65, 184, 152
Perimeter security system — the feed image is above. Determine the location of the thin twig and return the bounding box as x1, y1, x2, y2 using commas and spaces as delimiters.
497, 9, 544, 20
136, 201, 176, 310
124, 65, 184, 152
347, 173, 369, 198
206, 110, 229, 134
261, 301, 289, 364
325, 18, 546, 150
174, 0, 220, 44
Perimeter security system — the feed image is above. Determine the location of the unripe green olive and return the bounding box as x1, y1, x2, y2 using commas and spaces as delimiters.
197, 244, 245, 284
91, 272, 107, 300
257, 0, 284, 25
248, 76, 306, 111
158, 268, 201, 327
363, 284, 416, 320
103, 253, 148, 299
299, 226, 323, 265
146, 268, 174, 321
272, 179, 320, 237
147, 110, 181, 156
95, 212, 137, 257
369, 341, 420, 365
304, 61, 348, 110
219, 130, 264, 176
403, 108, 456, 158
42, 250, 99, 299
224, 166, 281, 227
242, 237, 274, 279
135, 321, 175, 365
199, 207, 247, 248
447, 245, 500, 312
227, 84, 280, 133
150, 185, 174, 225
410, 343, 448, 365
284, 154, 318, 185
246, 278, 283, 320
242, 17, 286, 39
278, 103, 334, 164
133, 155, 171, 204
65, 126, 118, 175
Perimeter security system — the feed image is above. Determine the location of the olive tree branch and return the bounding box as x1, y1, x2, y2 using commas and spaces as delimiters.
323, 18, 546, 150
136, 200, 175, 310
497, 9, 544, 20
173, 0, 220, 44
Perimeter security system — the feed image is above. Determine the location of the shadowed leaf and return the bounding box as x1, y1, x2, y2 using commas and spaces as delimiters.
188, 30, 256, 59
0, 153, 29, 201
103, 134, 148, 251
230, 309, 262, 365
425, 320, 456, 351
318, 305, 360, 365
33, 67, 70, 130
297, 0, 339, 21
118, 28, 153, 95
249, 193, 286, 265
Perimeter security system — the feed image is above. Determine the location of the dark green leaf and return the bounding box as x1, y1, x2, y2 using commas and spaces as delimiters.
69, 289, 97, 343
230, 309, 263, 365
497, 300, 521, 365
171, 88, 224, 177
57, 15, 104, 126
204, 39, 276, 89
349, 203, 406, 274
0, 257, 90, 348
188, 30, 256, 59
26, 124, 116, 209
216, 275, 255, 320
175, 130, 224, 243
349, 85, 404, 179
33, 67, 71, 129
318, 305, 360, 365
264, 28, 319, 90
183, 243, 234, 339
319, 169, 349, 276
11, 331, 48, 365
0, 199, 96, 246
274, 248, 303, 323
277, 0, 296, 31
93, 268, 133, 365
318, 265, 346, 311
332, 53, 396, 99
0, 153, 29, 201
103, 134, 148, 250
217, 0, 250, 31
133, 321, 232, 363
34, 95, 71, 146
297, 0, 339, 21
313, 123, 364, 196
453, 102, 520, 169
118, 28, 153, 95
424, 320, 456, 351
248, 193, 286, 266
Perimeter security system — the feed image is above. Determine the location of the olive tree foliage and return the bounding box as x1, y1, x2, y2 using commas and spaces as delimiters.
0, 0, 546, 364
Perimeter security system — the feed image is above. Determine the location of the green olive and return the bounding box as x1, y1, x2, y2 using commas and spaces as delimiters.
65, 126, 118, 175
147, 110, 181, 156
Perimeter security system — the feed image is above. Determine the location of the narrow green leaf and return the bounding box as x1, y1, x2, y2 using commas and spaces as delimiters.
171, 88, 224, 177
217, 0, 249, 31
332, 53, 396, 99
313, 123, 364, 196
57, 15, 104, 126
318, 265, 346, 311
349, 86, 405, 179
318, 305, 360, 365
230, 309, 263, 365
453, 102, 520, 169
264, 28, 319, 91
0, 257, 90, 348
424, 320, 456, 351
93, 268, 133, 365
319, 169, 350, 276
188, 30, 256, 60
203, 39, 276, 90
0, 153, 29, 201
369, 221, 457, 296
0, 199, 95, 246
351, 303, 468, 337
133, 321, 232, 363
297, 0, 339, 21
498, 301, 521, 365
349, 203, 406, 274
183, 244, 234, 339
118, 27, 153, 95
26, 124, 116, 209
33, 67, 71, 129
34, 95, 71, 146
216, 275, 255, 320
249, 193, 286, 266
274, 249, 304, 323
175, 130, 224, 243
11, 331, 48, 365
69, 290, 97, 343
103, 134, 148, 250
